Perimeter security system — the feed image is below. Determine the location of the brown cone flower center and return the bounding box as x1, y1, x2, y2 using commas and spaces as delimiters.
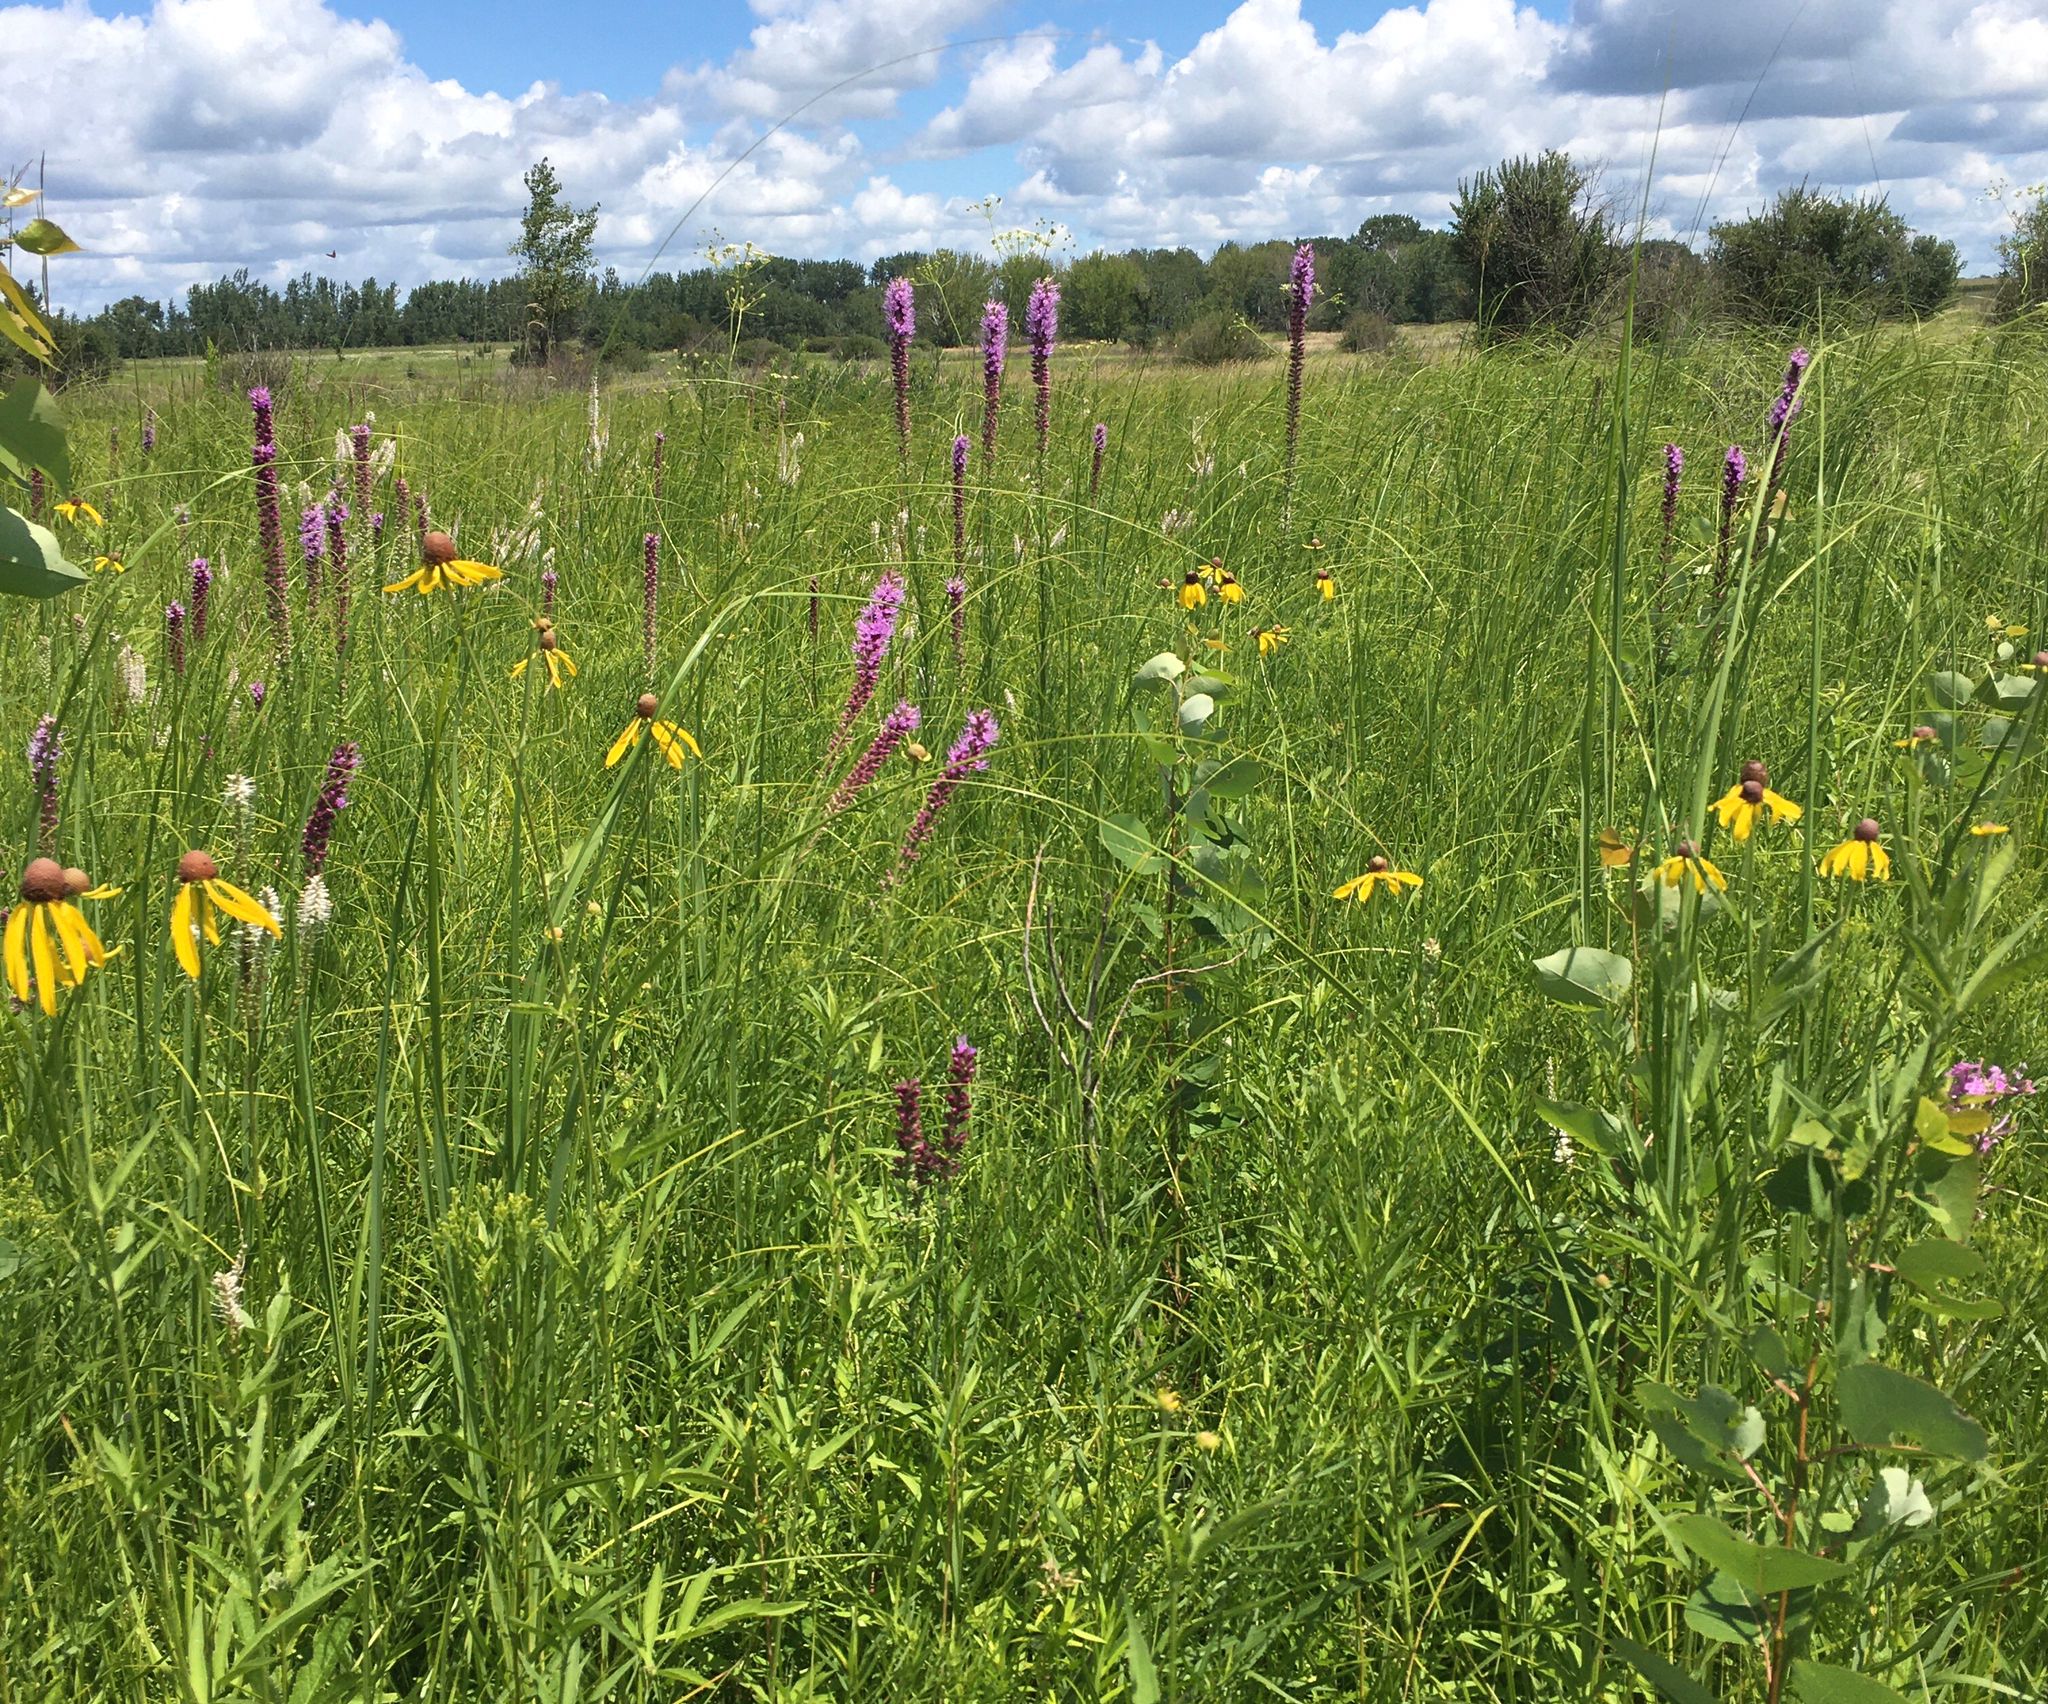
1740, 759, 1767, 784
19, 858, 66, 904
61, 866, 91, 897
178, 849, 219, 884
539, 630, 558, 651
1674, 840, 1696, 859
1912, 725, 1935, 742
636, 693, 659, 720
1854, 818, 1880, 843
1368, 855, 1390, 873
1741, 779, 1765, 804
421, 529, 457, 565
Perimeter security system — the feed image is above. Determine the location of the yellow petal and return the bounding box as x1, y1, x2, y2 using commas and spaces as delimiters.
200, 891, 222, 946
659, 722, 702, 759
205, 878, 281, 935
383, 568, 430, 595
49, 903, 88, 982
82, 883, 122, 900
605, 721, 641, 767
1869, 844, 1891, 881
510, 656, 531, 679
30, 910, 59, 1014
650, 724, 687, 768
171, 884, 201, 978
1392, 870, 1423, 889
4, 905, 31, 1003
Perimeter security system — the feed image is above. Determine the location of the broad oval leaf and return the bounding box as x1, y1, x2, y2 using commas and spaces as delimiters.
1176, 692, 1215, 733
1788, 1659, 1913, 1703
1667, 1513, 1848, 1594
1532, 944, 1633, 1007
1836, 1361, 1988, 1461
11, 218, 81, 257
1928, 669, 1976, 709
1099, 812, 1165, 875
0, 505, 87, 598
1133, 651, 1185, 686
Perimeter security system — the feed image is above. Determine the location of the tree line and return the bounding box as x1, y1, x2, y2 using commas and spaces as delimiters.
15, 147, 2023, 380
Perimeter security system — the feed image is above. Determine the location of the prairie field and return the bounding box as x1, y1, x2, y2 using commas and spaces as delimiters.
4, 322, 2048, 1701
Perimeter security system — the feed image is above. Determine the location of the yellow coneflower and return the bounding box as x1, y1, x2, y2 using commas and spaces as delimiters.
1177, 569, 1207, 610
90, 553, 126, 574
1712, 760, 1802, 841
1215, 568, 1244, 604
1970, 822, 2010, 837
4, 858, 108, 1015
1894, 725, 1937, 751
1333, 854, 1423, 904
54, 497, 103, 527
1302, 535, 1326, 553
606, 693, 701, 770
1315, 564, 1334, 602
384, 529, 502, 596
1201, 636, 1229, 653
1650, 840, 1727, 892
169, 849, 279, 979
1253, 625, 1290, 657
510, 626, 577, 689
1986, 614, 2028, 640
1596, 827, 1640, 868
1819, 817, 1890, 882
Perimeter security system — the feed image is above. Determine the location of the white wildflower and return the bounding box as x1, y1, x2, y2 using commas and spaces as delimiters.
298, 874, 333, 937
211, 1249, 253, 1338
117, 644, 148, 705
776, 430, 804, 487
1552, 1132, 1577, 1169
224, 773, 256, 814
1048, 524, 1069, 552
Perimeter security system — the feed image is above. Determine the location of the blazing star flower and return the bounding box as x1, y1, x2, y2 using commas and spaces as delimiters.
166, 601, 187, 677
1651, 840, 1727, 892
190, 558, 213, 641
1253, 625, 1290, 657
54, 497, 103, 527
827, 699, 920, 815
828, 570, 907, 758
4, 858, 109, 1014
1712, 760, 1802, 840
980, 299, 1007, 468
511, 623, 578, 690
1283, 242, 1314, 521
951, 434, 969, 565
642, 531, 660, 688
384, 529, 501, 595
1820, 817, 1890, 882
884, 277, 915, 459
251, 388, 290, 666
606, 693, 701, 770
1767, 347, 1811, 486
301, 742, 360, 876
945, 575, 967, 669
169, 849, 279, 980
1026, 275, 1059, 457
1716, 445, 1746, 588
142, 409, 157, 454
1090, 421, 1107, 496
1660, 443, 1683, 560
1178, 569, 1208, 610
1333, 854, 1423, 904
27, 715, 60, 853
942, 1035, 977, 1156
889, 710, 999, 884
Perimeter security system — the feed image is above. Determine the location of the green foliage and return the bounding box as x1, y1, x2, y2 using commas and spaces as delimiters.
1710, 186, 1961, 326
1173, 311, 1270, 365
1450, 149, 1619, 340
510, 156, 600, 361
1994, 186, 2048, 320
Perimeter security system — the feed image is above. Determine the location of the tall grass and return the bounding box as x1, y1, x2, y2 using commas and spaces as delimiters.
2, 324, 2045, 1699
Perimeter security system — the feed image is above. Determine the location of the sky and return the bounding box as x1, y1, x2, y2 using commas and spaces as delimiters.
5, 0, 2045, 313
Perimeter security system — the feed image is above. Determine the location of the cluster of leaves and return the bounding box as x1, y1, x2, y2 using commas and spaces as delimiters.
1, 185, 84, 598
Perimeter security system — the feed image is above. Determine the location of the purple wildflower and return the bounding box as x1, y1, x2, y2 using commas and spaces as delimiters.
951, 434, 969, 567
326, 502, 350, 661
807, 574, 820, 642
166, 601, 187, 679
27, 716, 60, 855
888, 709, 999, 885
351, 422, 372, 511
1660, 443, 1683, 563
300, 504, 325, 610
1283, 242, 1314, 520
541, 566, 558, 617
249, 681, 266, 710
980, 299, 1007, 470
827, 700, 921, 815
941, 1035, 977, 1156
1090, 422, 1107, 498
1767, 346, 1811, 489
1716, 444, 1746, 596
142, 408, 157, 454
302, 742, 360, 876
884, 278, 915, 464
370, 511, 385, 548
893, 1077, 940, 1181
828, 570, 906, 760
190, 558, 213, 642
642, 532, 660, 690
945, 574, 966, 670
411, 488, 429, 550
1026, 277, 1059, 458
251, 387, 290, 672
1944, 1059, 2036, 1154
393, 475, 411, 550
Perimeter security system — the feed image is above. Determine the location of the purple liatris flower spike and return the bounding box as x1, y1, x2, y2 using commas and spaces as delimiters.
142, 408, 157, 454
884, 277, 915, 463
300, 504, 325, 609
652, 429, 666, 500
1767, 346, 1811, 488
642, 532, 660, 690
411, 488, 429, 549
827, 700, 920, 815
166, 601, 187, 678
27, 715, 60, 855
302, 742, 360, 876
946, 575, 966, 669
190, 557, 213, 642
941, 1035, 976, 1156
892, 1078, 933, 1180
980, 299, 1007, 469
370, 510, 385, 547
1283, 242, 1314, 520
951, 433, 969, 566
27, 468, 44, 522
888, 709, 999, 885
1716, 444, 1746, 594
1090, 422, 1107, 497
1026, 276, 1059, 458
828, 570, 906, 760
1660, 443, 1683, 562
351, 422, 373, 510
541, 567, 557, 616
393, 475, 411, 544
807, 574, 820, 641
251, 387, 290, 672
249, 680, 266, 710
326, 502, 351, 661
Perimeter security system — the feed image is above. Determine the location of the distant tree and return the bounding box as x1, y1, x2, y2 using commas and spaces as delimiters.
1063, 252, 1147, 342
1450, 150, 1618, 341
511, 157, 599, 361
1709, 186, 1959, 325
1202, 240, 1296, 330
1995, 187, 2048, 319
1354, 214, 1427, 254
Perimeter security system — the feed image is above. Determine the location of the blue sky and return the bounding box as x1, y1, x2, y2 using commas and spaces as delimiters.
6, 0, 2042, 310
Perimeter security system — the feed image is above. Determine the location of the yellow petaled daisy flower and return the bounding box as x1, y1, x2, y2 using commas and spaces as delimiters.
1302, 534, 1326, 552
1894, 724, 1937, 751
1177, 569, 1207, 610
1215, 569, 1244, 604
510, 626, 577, 689
2023, 649, 2048, 675
1986, 614, 2027, 640
54, 497, 103, 527
606, 693, 702, 770
384, 528, 502, 595
1254, 625, 1290, 657
1712, 760, 1803, 841
1970, 822, 2010, 837
1333, 854, 1423, 904
1315, 564, 1334, 602
169, 849, 280, 979
1197, 557, 1225, 586
4, 859, 109, 1015
1651, 841, 1727, 892
90, 554, 126, 574
1596, 827, 1640, 868
1819, 817, 1890, 882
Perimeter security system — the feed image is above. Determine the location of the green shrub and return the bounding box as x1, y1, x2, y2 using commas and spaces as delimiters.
1339, 311, 1397, 355
1174, 312, 1270, 365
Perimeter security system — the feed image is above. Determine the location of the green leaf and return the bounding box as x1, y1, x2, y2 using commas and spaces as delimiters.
1788, 1659, 1913, 1703
1836, 1361, 1988, 1461
1100, 813, 1165, 875
1133, 651, 1184, 686
0, 378, 70, 490
1979, 673, 2037, 711
1532, 944, 1633, 1007
1124, 1606, 1161, 1704
1891, 1238, 1986, 1287
1916, 1151, 1980, 1241
0, 505, 87, 598
1746, 1323, 1798, 1381
1928, 669, 1976, 709
1533, 1097, 1626, 1159
10, 218, 80, 257
1609, 1635, 1720, 1704
1683, 1573, 1768, 1645
1667, 1514, 1848, 1594
1194, 752, 1262, 799
1176, 692, 1215, 733
1640, 1383, 1765, 1474
1850, 1466, 1934, 1540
